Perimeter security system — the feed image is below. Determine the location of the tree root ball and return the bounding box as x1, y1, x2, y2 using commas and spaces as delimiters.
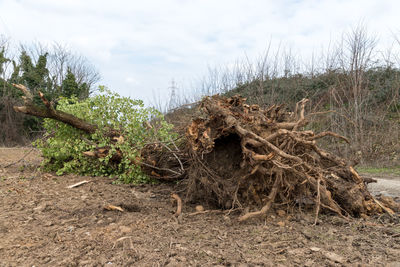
184, 95, 388, 221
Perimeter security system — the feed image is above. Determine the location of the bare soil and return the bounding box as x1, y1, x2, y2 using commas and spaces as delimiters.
0, 147, 399, 267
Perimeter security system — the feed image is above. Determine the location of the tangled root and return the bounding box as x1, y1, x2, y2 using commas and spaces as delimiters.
185, 95, 386, 221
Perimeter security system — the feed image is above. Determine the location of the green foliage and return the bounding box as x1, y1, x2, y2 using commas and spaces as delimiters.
356, 166, 400, 176
19, 51, 52, 90
62, 68, 89, 99
35, 87, 177, 184
0, 47, 10, 74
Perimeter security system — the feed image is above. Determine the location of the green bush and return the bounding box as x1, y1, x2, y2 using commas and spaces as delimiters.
35, 86, 177, 183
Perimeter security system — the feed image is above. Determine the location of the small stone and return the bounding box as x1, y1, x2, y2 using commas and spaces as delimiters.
176, 256, 187, 262
310, 247, 321, 252
195, 205, 204, 212
176, 244, 188, 251
323, 251, 345, 263
119, 225, 131, 233
205, 250, 213, 256
277, 209, 286, 217
33, 204, 47, 213
304, 259, 314, 267
277, 221, 285, 227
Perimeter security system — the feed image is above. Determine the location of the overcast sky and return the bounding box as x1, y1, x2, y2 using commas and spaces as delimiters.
0, 0, 399, 106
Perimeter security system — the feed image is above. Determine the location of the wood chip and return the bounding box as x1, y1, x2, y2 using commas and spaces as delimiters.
104, 204, 124, 212
67, 180, 89, 189
277, 221, 285, 227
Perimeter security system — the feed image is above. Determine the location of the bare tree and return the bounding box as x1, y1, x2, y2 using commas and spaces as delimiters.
328, 25, 378, 161
50, 43, 100, 90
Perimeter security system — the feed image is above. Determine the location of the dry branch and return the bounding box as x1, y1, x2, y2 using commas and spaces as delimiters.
67, 180, 90, 189
104, 204, 124, 212
12, 84, 100, 135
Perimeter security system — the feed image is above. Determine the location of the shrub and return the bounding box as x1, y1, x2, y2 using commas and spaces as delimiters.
35, 86, 177, 183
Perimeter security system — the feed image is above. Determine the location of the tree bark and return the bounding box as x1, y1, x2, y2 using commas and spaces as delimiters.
12, 84, 118, 137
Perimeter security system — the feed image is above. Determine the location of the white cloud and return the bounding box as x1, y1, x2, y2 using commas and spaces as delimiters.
0, 0, 399, 105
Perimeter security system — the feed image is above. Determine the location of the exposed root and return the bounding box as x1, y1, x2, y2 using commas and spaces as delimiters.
185, 95, 387, 220
314, 177, 321, 225
239, 171, 281, 222
171, 193, 182, 217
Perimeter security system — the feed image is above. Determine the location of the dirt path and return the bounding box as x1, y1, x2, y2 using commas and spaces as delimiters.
0, 148, 399, 266
359, 171, 400, 198
366, 177, 400, 198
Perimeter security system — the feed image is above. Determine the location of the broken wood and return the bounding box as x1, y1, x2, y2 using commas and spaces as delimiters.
171, 193, 182, 217
104, 204, 124, 212
13, 84, 100, 135
67, 180, 90, 189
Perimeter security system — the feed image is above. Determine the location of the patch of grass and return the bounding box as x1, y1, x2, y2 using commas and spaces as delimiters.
356, 166, 400, 175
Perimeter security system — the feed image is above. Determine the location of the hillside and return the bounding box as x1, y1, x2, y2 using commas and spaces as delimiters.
219, 67, 400, 166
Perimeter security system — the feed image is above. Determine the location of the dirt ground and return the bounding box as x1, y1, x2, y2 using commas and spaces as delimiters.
0, 147, 399, 267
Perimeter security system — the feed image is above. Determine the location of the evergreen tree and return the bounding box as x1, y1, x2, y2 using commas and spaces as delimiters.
62, 68, 79, 98
61, 68, 89, 99
19, 51, 51, 91
0, 47, 9, 74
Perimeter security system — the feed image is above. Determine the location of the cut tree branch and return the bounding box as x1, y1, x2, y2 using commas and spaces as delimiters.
13, 84, 98, 134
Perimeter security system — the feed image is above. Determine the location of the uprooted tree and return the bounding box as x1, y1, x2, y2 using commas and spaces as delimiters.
12, 84, 397, 221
